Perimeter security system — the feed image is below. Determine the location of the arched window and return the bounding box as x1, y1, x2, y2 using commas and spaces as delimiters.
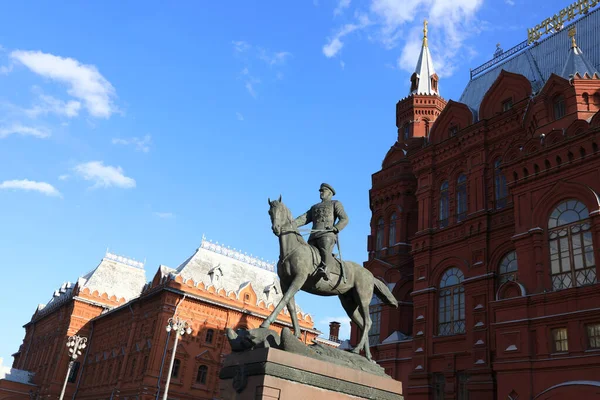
171, 359, 181, 378
439, 181, 449, 228
403, 124, 410, 140
424, 119, 430, 138
456, 174, 467, 222
499, 251, 518, 285
410, 73, 419, 92
438, 268, 465, 336
205, 329, 214, 344
553, 95, 566, 120
376, 217, 384, 251
494, 159, 508, 209
549, 200, 596, 290
196, 365, 208, 384
389, 213, 397, 247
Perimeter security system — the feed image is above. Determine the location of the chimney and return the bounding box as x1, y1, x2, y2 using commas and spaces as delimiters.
329, 321, 341, 342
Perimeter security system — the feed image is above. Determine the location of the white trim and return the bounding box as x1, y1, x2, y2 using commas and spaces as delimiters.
411, 286, 436, 296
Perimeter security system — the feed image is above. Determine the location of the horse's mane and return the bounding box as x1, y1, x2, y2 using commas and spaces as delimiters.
271, 200, 307, 245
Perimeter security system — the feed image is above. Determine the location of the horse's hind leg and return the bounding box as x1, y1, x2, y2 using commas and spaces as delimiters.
352, 279, 374, 360
339, 293, 367, 352
339, 293, 363, 329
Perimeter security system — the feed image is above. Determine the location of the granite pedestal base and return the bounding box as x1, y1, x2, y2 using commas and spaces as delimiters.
219, 347, 403, 400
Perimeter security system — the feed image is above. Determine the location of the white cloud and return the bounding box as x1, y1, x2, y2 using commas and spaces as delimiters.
323, 13, 371, 58
153, 212, 175, 219
25, 94, 82, 118
232, 40, 251, 53
0, 123, 49, 139
236, 112, 244, 121
258, 49, 292, 66
10, 50, 117, 118
505, 0, 515, 5
318, 316, 352, 341
112, 135, 152, 153
334, 0, 351, 16
234, 43, 291, 96
0, 179, 61, 197
241, 68, 260, 98
340, 60, 346, 69
0, 64, 12, 74
58, 174, 70, 181
74, 161, 136, 189
323, 0, 484, 77
245, 82, 258, 97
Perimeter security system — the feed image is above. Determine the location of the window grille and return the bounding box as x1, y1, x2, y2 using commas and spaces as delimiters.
548, 200, 596, 290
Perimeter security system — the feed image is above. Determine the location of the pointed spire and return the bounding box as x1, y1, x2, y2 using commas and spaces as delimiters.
561, 27, 599, 79
409, 19, 439, 96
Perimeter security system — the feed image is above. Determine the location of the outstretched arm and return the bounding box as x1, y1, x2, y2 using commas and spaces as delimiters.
294, 208, 312, 227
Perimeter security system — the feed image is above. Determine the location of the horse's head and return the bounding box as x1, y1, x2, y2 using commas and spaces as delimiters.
268, 195, 294, 236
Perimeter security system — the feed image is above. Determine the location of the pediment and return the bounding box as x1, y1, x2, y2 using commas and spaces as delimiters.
479, 70, 531, 120
428, 100, 473, 144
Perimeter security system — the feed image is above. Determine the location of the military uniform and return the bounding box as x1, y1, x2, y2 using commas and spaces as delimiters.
295, 184, 348, 279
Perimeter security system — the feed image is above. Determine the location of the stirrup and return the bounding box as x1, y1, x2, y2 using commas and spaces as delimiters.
316, 265, 329, 281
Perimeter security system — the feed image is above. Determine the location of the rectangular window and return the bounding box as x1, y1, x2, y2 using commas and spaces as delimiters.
171, 359, 181, 378
67, 361, 80, 383
433, 373, 445, 400
458, 372, 469, 400
587, 323, 600, 349
368, 305, 382, 346
552, 328, 569, 352
554, 96, 566, 120
502, 98, 513, 112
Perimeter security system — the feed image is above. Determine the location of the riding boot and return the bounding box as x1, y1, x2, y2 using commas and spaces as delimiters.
316, 262, 329, 281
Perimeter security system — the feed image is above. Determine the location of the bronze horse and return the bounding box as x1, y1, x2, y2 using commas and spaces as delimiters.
260, 197, 398, 360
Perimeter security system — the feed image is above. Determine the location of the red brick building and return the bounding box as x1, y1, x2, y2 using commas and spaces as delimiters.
358, 10, 600, 400
3, 238, 318, 400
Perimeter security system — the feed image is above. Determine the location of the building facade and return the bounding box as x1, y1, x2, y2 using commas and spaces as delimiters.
4, 238, 318, 400
359, 8, 600, 400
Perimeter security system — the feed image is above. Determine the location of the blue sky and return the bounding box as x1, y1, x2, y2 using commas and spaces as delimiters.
0, 0, 574, 364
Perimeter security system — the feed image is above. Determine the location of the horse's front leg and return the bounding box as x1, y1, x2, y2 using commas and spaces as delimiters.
260, 275, 306, 330
281, 281, 301, 338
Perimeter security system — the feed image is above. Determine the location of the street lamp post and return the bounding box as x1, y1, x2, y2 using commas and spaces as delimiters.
162, 317, 192, 400
59, 335, 87, 400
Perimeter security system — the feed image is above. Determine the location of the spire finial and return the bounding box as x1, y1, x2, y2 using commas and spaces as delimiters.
568, 27, 577, 49
423, 19, 428, 48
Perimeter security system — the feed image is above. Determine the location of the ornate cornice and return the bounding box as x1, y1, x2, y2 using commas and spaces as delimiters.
199, 235, 275, 273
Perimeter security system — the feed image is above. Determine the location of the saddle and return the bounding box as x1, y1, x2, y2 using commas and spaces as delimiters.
308, 244, 342, 277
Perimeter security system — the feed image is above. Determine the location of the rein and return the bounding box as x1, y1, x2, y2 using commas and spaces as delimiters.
276, 217, 305, 266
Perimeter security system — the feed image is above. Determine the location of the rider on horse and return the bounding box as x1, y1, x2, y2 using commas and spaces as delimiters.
294, 183, 348, 281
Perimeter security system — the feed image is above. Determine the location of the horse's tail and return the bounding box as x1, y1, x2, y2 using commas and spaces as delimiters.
373, 278, 398, 308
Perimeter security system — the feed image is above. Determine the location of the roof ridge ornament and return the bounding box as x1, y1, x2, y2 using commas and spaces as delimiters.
423, 19, 428, 48
200, 236, 275, 272
569, 26, 577, 48
104, 250, 145, 269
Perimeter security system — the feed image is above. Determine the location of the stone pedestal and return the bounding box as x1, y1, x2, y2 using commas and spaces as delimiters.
219, 347, 403, 400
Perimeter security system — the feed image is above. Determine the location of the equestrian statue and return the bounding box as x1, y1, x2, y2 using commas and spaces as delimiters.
260, 184, 398, 361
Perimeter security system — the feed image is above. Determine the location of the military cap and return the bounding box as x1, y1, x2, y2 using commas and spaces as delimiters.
319, 183, 336, 196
